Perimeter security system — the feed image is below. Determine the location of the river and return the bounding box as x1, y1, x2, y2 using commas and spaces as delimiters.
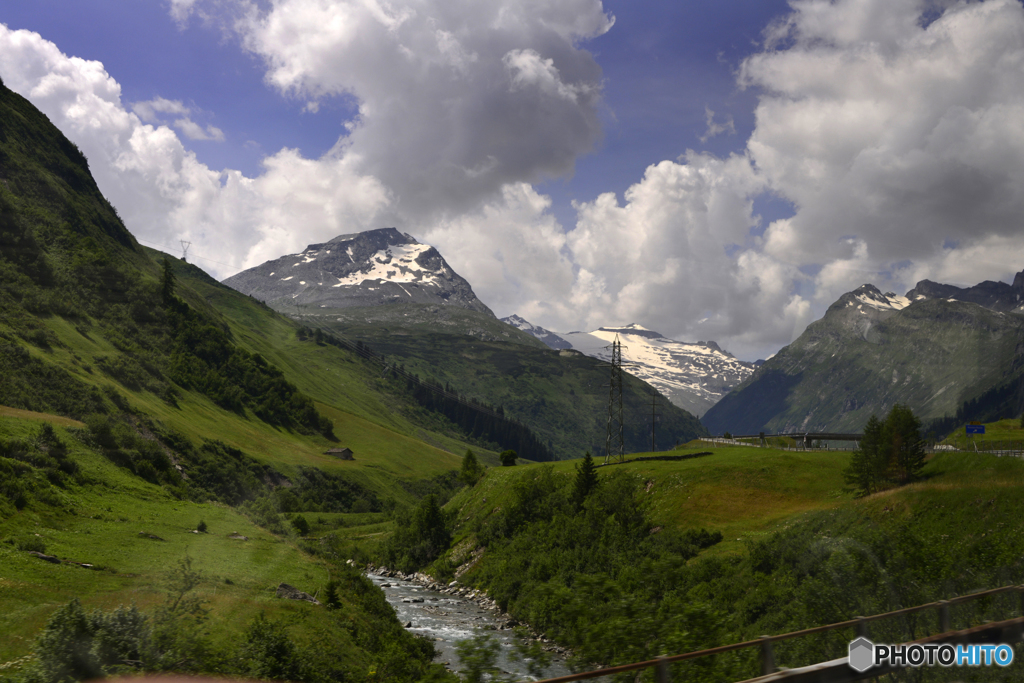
368, 572, 578, 680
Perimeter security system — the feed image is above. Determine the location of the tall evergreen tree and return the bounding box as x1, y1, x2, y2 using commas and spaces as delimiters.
844, 415, 884, 496
161, 256, 175, 306
887, 403, 925, 484
572, 451, 599, 509
844, 405, 925, 496
460, 449, 483, 485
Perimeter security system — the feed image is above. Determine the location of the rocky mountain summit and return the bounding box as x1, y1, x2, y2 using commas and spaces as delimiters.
501, 314, 572, 349
222, 228, 493, 315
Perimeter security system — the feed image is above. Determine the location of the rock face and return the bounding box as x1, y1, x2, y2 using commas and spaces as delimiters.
907, 274, 1024, 312
223, 228, 493, 315
276, 582, 320, 604
702, 273, 1024, 435
501, 314, 572, 350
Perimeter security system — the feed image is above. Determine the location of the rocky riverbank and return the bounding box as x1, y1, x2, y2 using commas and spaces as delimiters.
366, 565, 572, 658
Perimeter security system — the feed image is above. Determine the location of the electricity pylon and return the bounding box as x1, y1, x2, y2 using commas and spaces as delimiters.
605, 336, 624, 464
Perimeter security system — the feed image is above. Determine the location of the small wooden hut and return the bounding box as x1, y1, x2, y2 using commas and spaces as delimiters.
324, 447, 354, 460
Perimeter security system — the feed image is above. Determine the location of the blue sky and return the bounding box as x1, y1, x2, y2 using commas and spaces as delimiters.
0, 0, 789, 221
2, 0, 1024, 360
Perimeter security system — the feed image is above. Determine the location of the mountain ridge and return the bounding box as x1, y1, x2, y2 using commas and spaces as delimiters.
223, 227, 493, 315
702, 273, 1024, 435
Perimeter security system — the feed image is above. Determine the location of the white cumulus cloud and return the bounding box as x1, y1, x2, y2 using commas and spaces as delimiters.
132, 96, 225, 141
229, 0, 613, 217
6, 0, 1024, 364
742, 0, 1024, 291
0, 24, 388, 274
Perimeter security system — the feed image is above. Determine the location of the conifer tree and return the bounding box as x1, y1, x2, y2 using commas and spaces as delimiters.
844, 405, 925, 496
572, 451, 599, 509
161, 256, 175, 306
887, 403, 925, 484
844, 415, 884, 496
460, 449, 483, 485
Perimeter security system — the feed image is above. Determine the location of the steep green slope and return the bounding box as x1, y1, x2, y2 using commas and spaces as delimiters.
704, 288, 1024, 435
0, 78, 478, 680
158, 252, 504, 466
285, 301, 548, 348
297, 313, 708, 458
0, 411, 448, 683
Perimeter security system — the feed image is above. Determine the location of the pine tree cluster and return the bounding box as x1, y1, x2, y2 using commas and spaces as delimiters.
844, 404, 926, 496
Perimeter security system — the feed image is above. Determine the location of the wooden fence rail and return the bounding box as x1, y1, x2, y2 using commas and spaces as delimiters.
530, 585, 1024, 683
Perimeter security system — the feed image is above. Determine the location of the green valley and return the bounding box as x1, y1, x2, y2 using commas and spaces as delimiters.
361, 435, 1024, 681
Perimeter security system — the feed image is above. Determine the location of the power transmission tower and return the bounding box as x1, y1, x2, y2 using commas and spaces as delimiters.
650, 391, 660, 452
604, 336, 624, 464
179, 240, 192, 262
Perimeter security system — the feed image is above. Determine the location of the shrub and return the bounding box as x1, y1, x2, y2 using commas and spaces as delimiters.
382, 495, 452, 572
292, 514, 311, 536
460, 449, 483, 485
236, 614, 303, 682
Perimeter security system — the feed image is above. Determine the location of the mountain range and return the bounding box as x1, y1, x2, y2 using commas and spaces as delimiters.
223, 235, 707, 456
703, 278, 1024, 435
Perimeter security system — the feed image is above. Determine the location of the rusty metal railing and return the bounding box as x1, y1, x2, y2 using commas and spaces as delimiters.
529, 584, 1024, 683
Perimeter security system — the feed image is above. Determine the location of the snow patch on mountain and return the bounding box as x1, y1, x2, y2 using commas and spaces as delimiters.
331, 243, 438, 287
852, 289, 910, 311
507, 319, 755, 417
222, 227, 493, 315
562, 325, 756, 417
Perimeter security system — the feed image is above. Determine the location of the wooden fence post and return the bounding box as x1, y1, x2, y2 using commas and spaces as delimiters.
856, 616, 869, 638
759, 636, 775, 676
655, 655, 670, 683
939, 600, 951, 632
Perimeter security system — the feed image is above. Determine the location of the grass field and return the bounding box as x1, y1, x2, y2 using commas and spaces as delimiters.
434, 444, 853, 560
0, 414, 361, 667
940, 417, 1024, 448
348, 417, 1024, 569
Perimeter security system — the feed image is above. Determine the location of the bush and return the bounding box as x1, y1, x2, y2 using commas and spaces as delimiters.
382, 495, 452, 572
291, 514, 310, 536
460, 449, 483, 485
16, 537, 46, 554
236, 614, 304, 682
499, 449, 517, 467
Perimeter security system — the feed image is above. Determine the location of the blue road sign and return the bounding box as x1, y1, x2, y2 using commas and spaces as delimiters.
966, 424, 986, 435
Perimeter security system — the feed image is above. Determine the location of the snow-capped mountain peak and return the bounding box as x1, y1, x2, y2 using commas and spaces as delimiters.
507, 316, 756, 417
223, 228, 492, 315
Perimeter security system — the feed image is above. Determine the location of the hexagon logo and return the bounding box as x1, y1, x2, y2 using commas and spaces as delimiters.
848, 637, 875, 673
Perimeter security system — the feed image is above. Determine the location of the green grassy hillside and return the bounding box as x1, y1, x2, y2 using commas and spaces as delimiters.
0, 77, 485, 682
0, 412, 450, 682
352, 422, 1024, 679
298, 315, 708, 459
